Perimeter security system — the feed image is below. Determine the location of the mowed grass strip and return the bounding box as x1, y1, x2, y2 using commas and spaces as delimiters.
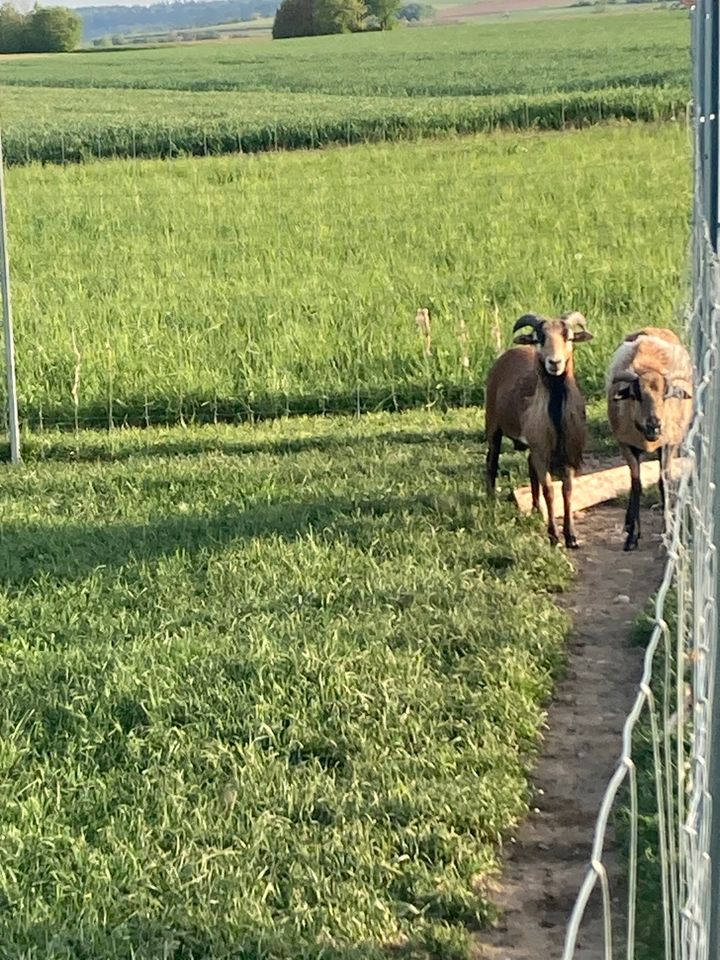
3, 124, 690, 428
0, 409, 570, 959
0, 83, 688, 165
0, 15, 689, 96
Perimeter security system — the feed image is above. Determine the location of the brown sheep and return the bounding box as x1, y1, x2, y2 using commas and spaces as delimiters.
485, 312, 593, 548
606, 326, 693, 551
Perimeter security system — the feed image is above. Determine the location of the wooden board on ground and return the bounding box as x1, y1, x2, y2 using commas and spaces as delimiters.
513, 458, 689, 519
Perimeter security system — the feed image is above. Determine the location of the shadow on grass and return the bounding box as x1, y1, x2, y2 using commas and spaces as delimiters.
2, 920, 470, 960
17, 427, 487, 465
0, 491, 488, 588
12, 384, 487, 436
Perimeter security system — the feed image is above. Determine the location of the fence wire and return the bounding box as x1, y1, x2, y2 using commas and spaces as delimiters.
561, 10, 719, 959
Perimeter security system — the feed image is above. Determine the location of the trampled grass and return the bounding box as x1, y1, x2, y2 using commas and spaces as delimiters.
3, 123, 690, 429
0, 14, 689, 96
0, 408, 572, 959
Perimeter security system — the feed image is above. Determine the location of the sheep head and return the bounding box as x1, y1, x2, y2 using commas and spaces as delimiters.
610, 369, 692, 443
512, 311, 593, 377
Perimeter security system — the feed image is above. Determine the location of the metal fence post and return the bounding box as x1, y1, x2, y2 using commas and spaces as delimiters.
695, 3, 720, 958
0, 132, 21, 464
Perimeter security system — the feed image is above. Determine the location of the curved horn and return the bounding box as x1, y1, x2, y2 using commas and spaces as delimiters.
512, 313, 545, 335
610, 370, 640, 384
562, 311, 588, 332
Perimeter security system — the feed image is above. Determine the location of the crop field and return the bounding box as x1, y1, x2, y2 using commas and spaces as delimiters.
0, 410, 571, 959
0, 11, 689, 96
0, 83, 688, 165
0, 13, 690, 164
0, 15, 689, 96
3, 123, 690, 428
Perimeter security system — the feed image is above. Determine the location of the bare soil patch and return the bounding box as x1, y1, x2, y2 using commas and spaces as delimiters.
474, 498, 666, 960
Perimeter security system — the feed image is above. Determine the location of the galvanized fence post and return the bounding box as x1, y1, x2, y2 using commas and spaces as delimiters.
695, 3, 720, 958
0, 132, 21, 464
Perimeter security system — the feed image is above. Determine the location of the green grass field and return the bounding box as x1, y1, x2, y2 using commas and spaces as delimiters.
3, 123, 690, 429
0, 15, 689, 95
0, 13, 690, 164
0, 10, 695, 955
0, 83, 688, 165
0, 409, 572, 959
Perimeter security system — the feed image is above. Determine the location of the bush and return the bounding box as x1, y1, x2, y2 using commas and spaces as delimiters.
398, 2, 434, 19
0, 2, 26, 53
272, 0, 365, 37
0, 3, 81, 54
27, 6, 83, 52
272, 0, 315, 37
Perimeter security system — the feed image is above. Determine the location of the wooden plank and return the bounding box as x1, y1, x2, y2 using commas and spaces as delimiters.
513, 458, 689, 519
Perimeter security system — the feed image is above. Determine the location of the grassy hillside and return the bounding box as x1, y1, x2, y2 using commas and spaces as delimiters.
0, 15, 689, 95
0, 410, 571, 959
2, 123, 689, 429
0, 13, 690, 164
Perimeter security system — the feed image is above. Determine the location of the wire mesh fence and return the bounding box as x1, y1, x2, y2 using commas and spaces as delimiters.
0, 15, 714, 960
0, 122, 691, 435
561, 4, 719, 957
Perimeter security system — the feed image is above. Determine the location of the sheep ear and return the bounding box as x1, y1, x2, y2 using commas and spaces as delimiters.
513, 333, 537, 345
572, 330, 594, 343
666, 383, 692, 400
612, 383, 634, 401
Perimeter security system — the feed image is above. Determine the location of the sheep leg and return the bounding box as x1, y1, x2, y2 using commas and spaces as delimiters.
622, 444, 642, 551
540, 472, 559, 546
528, 459, 541, 512
562, 468, 579, 549
485, 428, 503, 498
658, 448, 666, 512
659, 444, 678, 535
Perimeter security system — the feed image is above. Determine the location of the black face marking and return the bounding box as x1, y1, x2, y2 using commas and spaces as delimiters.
547, 373, 567, 473
614, 380, 642, 402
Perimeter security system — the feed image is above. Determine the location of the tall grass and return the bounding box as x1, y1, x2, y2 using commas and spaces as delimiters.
0, 14, 690, 96
0, 410, 572, 959
0, 83, 689, 166
2, 124, 690, 430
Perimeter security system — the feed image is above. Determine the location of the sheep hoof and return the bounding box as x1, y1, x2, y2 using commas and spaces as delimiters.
624, 536, 639, 552
565, 536, 580, 550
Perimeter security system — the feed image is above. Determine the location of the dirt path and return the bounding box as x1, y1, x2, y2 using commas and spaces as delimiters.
474, 501, 666, 960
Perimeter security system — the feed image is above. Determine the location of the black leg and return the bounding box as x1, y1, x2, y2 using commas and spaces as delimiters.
563, 469, 579, 549
624, 445, 642, 551
486, 428, 503, 498
529, 458, 541, 512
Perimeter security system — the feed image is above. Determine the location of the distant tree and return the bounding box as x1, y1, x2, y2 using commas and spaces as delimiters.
273, 0, 366, 36
0, 2, 27, 53
272, 0, 314, 37
26, 6, 82, 51
314, 0, 366, 32
77, 0, 280, 43
365, 0, 400, 29
397, 1, 433, 19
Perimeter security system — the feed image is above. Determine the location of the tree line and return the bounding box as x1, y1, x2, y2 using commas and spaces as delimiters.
76, 0, 278, 41
272, 0, 433, 37
0, 3, 82, 53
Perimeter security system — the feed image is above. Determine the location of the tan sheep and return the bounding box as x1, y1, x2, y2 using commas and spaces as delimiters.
606, 326, 693, 551
485, 311, 593, 548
